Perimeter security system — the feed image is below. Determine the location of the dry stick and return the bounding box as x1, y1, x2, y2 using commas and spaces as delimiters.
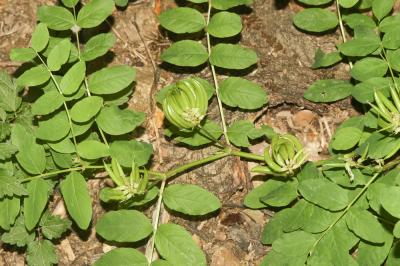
336, 0, 353, 69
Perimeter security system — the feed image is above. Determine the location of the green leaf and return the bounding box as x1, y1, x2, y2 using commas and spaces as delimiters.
304, 79, 352, 103
297, 0, 333, 5
262, 208, 292, 244
16, 65, 50, 87
31, 23, 49, 52
151, 260, 173, 266
163, 184, 221, 216
32, 91, 64, 116
51, 151, 73, 169
70, 96, 103, 123
24, 178, 51, 231
260, 181, 298, 207
0, 170, 27, 199
293, 8, 338, 32
47, 39, 71, 71
210, 44, 258, 69
94, 248, 148, 266
301, 203, 340, 233
0, 143, 18, 160
77, 0, 114, 28
39, 212, 71, 240
82, 33, 116, 61
60, 172, 92, 229
387, 242, 400, 266
88, 65, 136, 95
62, 0, 79, 8
343, 13, 376, 29
331, 127, 363, 150
10, 48, 36, 62
109, 140, 153, 167
114, 0, 129, 7
60, 61, 86, 95
339, 0, 359, 8
161, 40, 208, 67
380, 13, 400, 32
158, 7, 206, 34
77, 140, 109, 160
372, 0, 394, 20
37, 6, 75, 31
350, 57, 388, 81
219, 77, 267, 110
167, 119, 222, 146
338, 36, 380, 56
312, 49, 342, 69
382, 28, 400, 49
0, 71, 21, 113
227, 120, 256, 147
0, 197, 20, 230
207, 11, 242, 38
26, 240, 58, 266
273, 231, 316, 259
244, 179, 284, 209
260, 250, 305, 266
211, 0, 253, 10
298, 178, 349, 211
48, 137, 75, 154
346, 208, 386, 243
351, 77, 391, 103
155, 224, 206, 266
36, 111, 70, 142
124, 186, 159, 207
96, 210, 153, 242
1, 216, 35, 247
380, 186, 400, 218
387, 49, 400, 72
96, 106, 145, 135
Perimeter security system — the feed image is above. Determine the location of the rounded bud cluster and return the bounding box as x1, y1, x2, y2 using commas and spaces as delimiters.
162, 78, 208, 130
253, 134, 307, 176
371, 86, 400, 135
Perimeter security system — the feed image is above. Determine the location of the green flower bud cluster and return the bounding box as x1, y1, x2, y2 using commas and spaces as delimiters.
370, 86, 400, 135
253, 134, 307, 176
162, 78, 208, 130
103, 158, 148, 202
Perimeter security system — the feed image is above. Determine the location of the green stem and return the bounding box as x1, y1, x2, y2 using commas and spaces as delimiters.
336, 0, 353, 69
380, 48, 399, 91
206, 0, 230, 145
231, 150, 264, 161
197, 125, 225, 148
35, 52, 81, 162
308, 172, 381, 256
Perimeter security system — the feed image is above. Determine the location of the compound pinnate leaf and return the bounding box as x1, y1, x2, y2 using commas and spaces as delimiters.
0, 197, 20, 230
70, 96, 103, 123
304, 79, 352, 103
60, 61, 86, 95
298, 178, 349, 211
96, 210, 153, 242
37, 6, 75, 31
94, 248, 148, 266
10, 48, 36, 62
60, 172, 92, 230
159, 7, 206, 34
163, 184, 221, 216
212, 0, 253, 10
219, 77, 267, 109
207, 11, 242, 38
82, 33, 116, 61
47, 39, 71, 71
16, 65, 50, 87
155, 224, 206, 266
88, 65, 136, 95
293, 8, 338, 32
210, 44, 258, 69
1, 216, 35, 247
77, 140, 110, 160
35, 111, 70, 142
26, 240, 58, 266
30, 23, 49, 52
109, 140, 153, 167
96, 106, 145, 135
39, 212, 71, 240
24, 178, 52, 231
77, 0, 114, 28
32, 90, 64, 116
346, 208, 386, 243
161, 40, 208, 67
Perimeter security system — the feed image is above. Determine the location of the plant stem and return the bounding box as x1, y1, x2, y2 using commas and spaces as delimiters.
308, 172, 380, 256
146, 179, 166, 265
336, 0, 353, 69
35, 52, 81, 162
206, 0, 230, 145
197, 125, 225, 148
231, 150, 265, 161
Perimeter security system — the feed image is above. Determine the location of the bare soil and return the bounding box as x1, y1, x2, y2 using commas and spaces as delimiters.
0, 0, 355, 265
